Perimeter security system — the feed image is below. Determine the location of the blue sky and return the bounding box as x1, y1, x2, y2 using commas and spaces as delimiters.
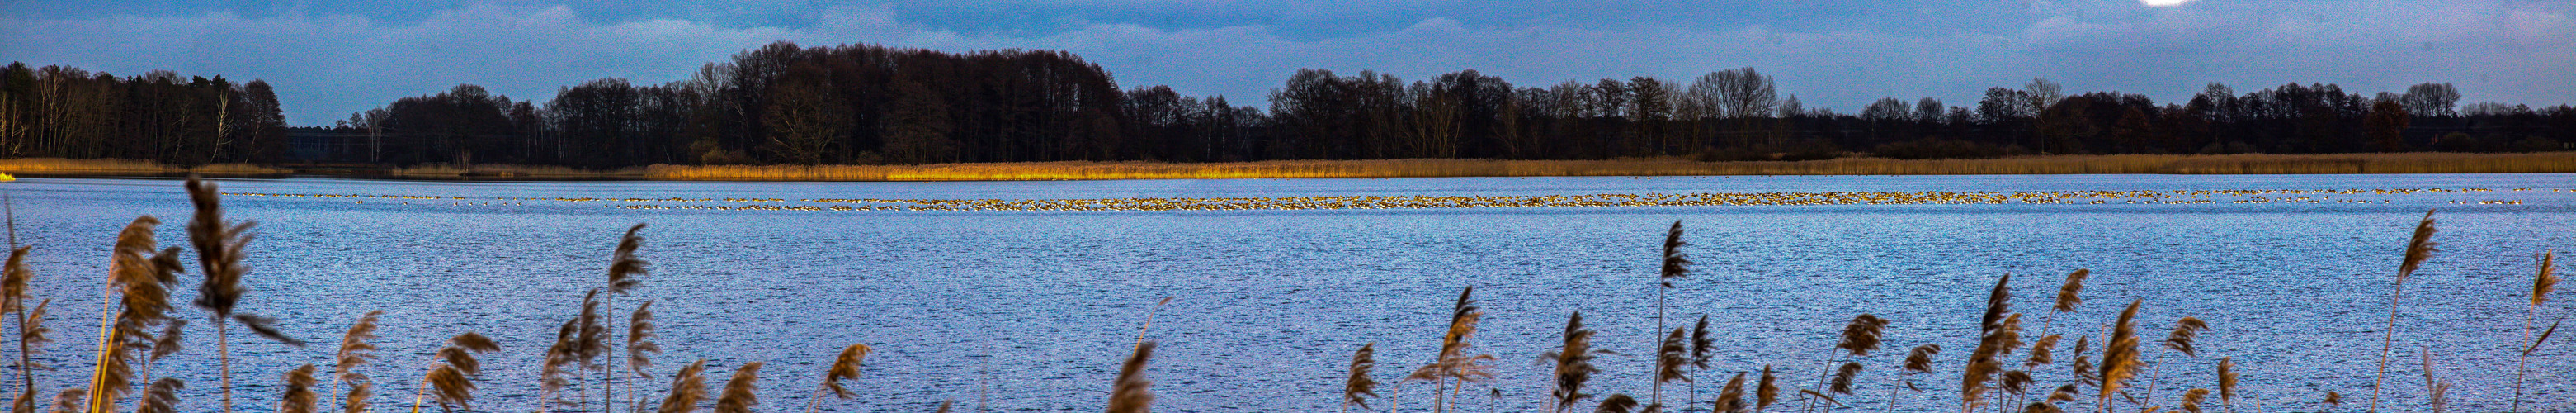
3, 0, 2569, 126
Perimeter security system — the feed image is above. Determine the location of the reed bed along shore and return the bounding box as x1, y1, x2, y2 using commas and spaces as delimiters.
220, 187, 2541, 212
9, 152, 2576, 182
0, 158, 286, 176
0, 177, 2564, 412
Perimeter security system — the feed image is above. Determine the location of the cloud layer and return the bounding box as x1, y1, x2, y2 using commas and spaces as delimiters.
2, 0, 2567, 126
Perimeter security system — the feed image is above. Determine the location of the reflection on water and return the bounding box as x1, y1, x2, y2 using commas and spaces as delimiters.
2, 173, 2573, 412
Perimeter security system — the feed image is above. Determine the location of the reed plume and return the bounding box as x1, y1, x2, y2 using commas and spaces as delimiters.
1715, 373, 1745, 413
2146, 317, 2209, 407
421, 332, 498, 413
655, 360, 707, 413
1344, 343, 1378, 413
134, 378, 179, 413
48, 389, 79, 413
91, 216, 182, 413
577, 291, 611, 411
2, 247, 31, 400
2022, 401, 2059, 413
2215, 358, 2236, 413
2048, 385, 2078, 404
1540, 311, 1607, 413
2416, 348, 2447, 413
630, 301, 661, 413
2324, 392, 2339, 408
1757, 365, 1778, 413
714, 362, 761, 413
2069, 336, 2096, 387
2161, 318, 2208, 357
3, 245, 44, 413
2000, 370, 2031, 396
1689, 315, 1715, 407
2512, 250, 2555, 412
12, 298, 50, 413
1838, 315, 1888, 357
184, 177, 306, 413
1409, 287, 1493, 413
2369, 210, 2436, 413
1884, 344, 1937, 413
2041, 270, 2087, 337
602, 224, 649, 413
2099, 300, 2144, 413
935, 400, 951, 413
1829, 363, 1861, 397
1107, 342, 1153, 413
1964, 273, 2014, 413
543, 318, 578, 408
2181, 388, 2209, 413
2029, 334, 2061, 365
334, 311, 381, 413
1596, 394, 1637, 413
1656, 327, 1691, 392
1654, 221, 1690, 408
281, 364, 318, 413
801, 344, 870, 413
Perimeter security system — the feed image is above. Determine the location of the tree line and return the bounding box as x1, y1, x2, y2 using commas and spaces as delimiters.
5, 40, 2574, 167
0, 63, 289, 164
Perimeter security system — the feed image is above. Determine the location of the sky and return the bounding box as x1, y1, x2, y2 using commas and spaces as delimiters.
2, 0, 2570, 126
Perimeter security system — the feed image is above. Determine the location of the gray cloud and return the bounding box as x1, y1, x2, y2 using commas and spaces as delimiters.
1, 0, 2566, 126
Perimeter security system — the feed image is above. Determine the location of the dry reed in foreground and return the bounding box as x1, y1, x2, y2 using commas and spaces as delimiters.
5, 178, 2567, 413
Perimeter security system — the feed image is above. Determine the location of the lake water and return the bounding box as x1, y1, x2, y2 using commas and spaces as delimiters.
2, 173, 2573, 412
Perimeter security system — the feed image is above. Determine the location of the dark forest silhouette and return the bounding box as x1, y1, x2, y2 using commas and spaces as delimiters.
3, 40, 2573, 167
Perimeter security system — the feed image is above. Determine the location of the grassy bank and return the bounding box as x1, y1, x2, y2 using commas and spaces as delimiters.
9, 152, 2576, 181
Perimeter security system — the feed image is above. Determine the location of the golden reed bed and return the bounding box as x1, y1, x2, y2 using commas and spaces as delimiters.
7, 152, 2576, 181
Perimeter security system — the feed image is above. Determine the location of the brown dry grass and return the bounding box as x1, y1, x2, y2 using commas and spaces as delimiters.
0, 159, 288, 176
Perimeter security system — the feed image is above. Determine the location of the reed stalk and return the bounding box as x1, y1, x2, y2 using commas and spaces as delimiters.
1715, 373, 1746, 413
2145, 317, 2209, 409
281, 364, 318, 413
418, 332, 498, 413
629, 301, 660, 413
712, 363, 760, 413
1655, 221, 1691, 408
800, 344, 870, 413
2368, 211, 2436, 413
335, 311, 383, 413
1344, 343, 1379, 413
1757, 364, 1779, 413
1964, 274, 2014, 413
1538, 311, 1606, 413
1409, 287, 1493, 413
1690, 316, 1715, 409
1814, 315, 1885, 413
1884, 344, 1937, 413
653, 360, 706, 413
2416, 348, 2448, 413
1654, 327, 1691, 411
88, 216, 180, 413
2214, 357, 2238, 413
2511, 250, 2555, 412
2097, 300, 2143, 413
1107, 343, 1153, 413
3, 245, 48, 413
183, 176, 304, 413
602, 224, 649, 413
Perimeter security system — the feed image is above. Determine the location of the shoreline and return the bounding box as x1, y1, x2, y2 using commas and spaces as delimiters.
4, 152, 2575, 182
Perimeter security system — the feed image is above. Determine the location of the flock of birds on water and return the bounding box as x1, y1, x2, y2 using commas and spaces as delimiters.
211, 187, 2549, 212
